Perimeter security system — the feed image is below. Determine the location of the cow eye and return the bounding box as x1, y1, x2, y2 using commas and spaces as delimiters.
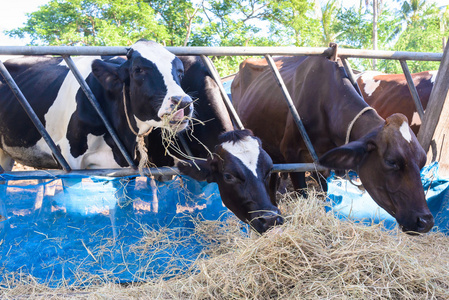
134, 67, 143, 74
178, 70, 184, 80
385, 159, 399, 170
223, 173, 235, 183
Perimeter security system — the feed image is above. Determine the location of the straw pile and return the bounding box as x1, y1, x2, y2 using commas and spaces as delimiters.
2, 191, 449, 299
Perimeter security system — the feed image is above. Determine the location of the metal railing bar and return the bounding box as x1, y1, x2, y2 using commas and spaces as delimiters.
200, 55, 245, 130
273, 163, 326, 173
399, 59, 425, 121
177, 133, 194, 157
0, 163, 327, 180
0, 46, 443, 61
62, 55, 137, 169
264, 54, 320, 163
0, 60, 72, 171
0, 46, 128, 56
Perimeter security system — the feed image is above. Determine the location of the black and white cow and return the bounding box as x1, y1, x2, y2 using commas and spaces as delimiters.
1, 50, 283, 234
178, 129, 283, 234
0, 40, 193, 170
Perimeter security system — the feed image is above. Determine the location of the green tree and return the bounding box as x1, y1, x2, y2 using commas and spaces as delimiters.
313, 0, 341, 46
189, 0, 277, 76
400, 0, 427, 24
334, 2, 401, 71
387, 3, 447, 73
191, 0, 272, 47
334, 5, 372, 49
144, 0, 200, 46
262, 0, 319, 46
6, 0, 169, 46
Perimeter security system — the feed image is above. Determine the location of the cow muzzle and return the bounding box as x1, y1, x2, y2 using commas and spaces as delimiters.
249, 210, 284, 234
170, 96, 193, 120
398, 212, 434, 234
161, 96, 193, 131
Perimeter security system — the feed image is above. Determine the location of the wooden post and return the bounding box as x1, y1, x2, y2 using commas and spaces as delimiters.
418, 40, 449, 176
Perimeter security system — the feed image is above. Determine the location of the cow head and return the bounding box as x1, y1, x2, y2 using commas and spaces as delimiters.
91, 40, 193, 134
178, 129, 284, 234
319, 113, 434, 234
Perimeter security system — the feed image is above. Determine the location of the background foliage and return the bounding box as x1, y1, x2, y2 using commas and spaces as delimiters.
5, 0, 449, 75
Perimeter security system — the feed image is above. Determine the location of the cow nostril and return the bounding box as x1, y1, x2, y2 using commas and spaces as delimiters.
276, 216, 284, 225
171, 96, 192, 106
417, 215, 434, 232
259, 213, 284, 227
418, 217, 427, 227
170, 96, 181, 105
170, 97, 192, 117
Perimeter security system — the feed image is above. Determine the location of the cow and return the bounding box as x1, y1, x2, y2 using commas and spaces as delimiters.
0, 40, 194, 170
0, 50, 283, 234
356, 70, 437, 135
178, 129, 283, 234
231, 55, 434, 234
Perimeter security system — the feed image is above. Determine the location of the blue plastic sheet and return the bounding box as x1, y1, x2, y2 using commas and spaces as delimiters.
327, 162, 449, 232
0, 175, 237, 286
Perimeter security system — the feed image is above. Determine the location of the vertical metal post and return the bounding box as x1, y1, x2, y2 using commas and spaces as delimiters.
341, 57, 362, 96
177, 133, 194, 157
264, 54, 319, 163
200, 55, 245, 130
0, 60, 72, 171
62, 55, 137, 169
399, 59, 425, 121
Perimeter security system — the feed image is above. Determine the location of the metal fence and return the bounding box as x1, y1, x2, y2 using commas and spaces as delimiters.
0, 45, 444, 179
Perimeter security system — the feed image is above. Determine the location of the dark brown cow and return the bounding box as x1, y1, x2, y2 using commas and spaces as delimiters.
231, 55, 434, 234
356, 70, 437, 135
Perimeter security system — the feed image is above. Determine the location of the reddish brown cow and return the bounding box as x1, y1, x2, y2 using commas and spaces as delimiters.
356, 70, 437, 135
231, 55, 434, 234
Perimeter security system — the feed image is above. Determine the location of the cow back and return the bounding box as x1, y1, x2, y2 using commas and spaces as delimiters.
356, 70, 436, 134
232, 56, 374, 163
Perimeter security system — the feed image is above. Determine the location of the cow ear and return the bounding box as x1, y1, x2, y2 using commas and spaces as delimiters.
319, 140, 375, 170
177, 159, 218, 183
91, 59, 124, 93
117, 60, 130, 83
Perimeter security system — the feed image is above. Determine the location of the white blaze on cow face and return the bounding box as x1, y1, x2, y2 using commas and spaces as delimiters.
399, 121, 412, 143
221, 136, 260, 178
359, 71, 384, 97
131, 42, 193, 123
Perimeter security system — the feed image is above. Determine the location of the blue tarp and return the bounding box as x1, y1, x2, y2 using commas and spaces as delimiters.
0, 175, 237, 286
327, 162, 449, 232
1, 162, 449, 286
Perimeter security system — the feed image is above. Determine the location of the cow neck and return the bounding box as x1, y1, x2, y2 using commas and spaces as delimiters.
344, 106, 384, 144
334, 62, 383, 145
345, 106, 375, 144
122, 85, 153, 172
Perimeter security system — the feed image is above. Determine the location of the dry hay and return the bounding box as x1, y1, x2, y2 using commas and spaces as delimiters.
2, 191, 449, 299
